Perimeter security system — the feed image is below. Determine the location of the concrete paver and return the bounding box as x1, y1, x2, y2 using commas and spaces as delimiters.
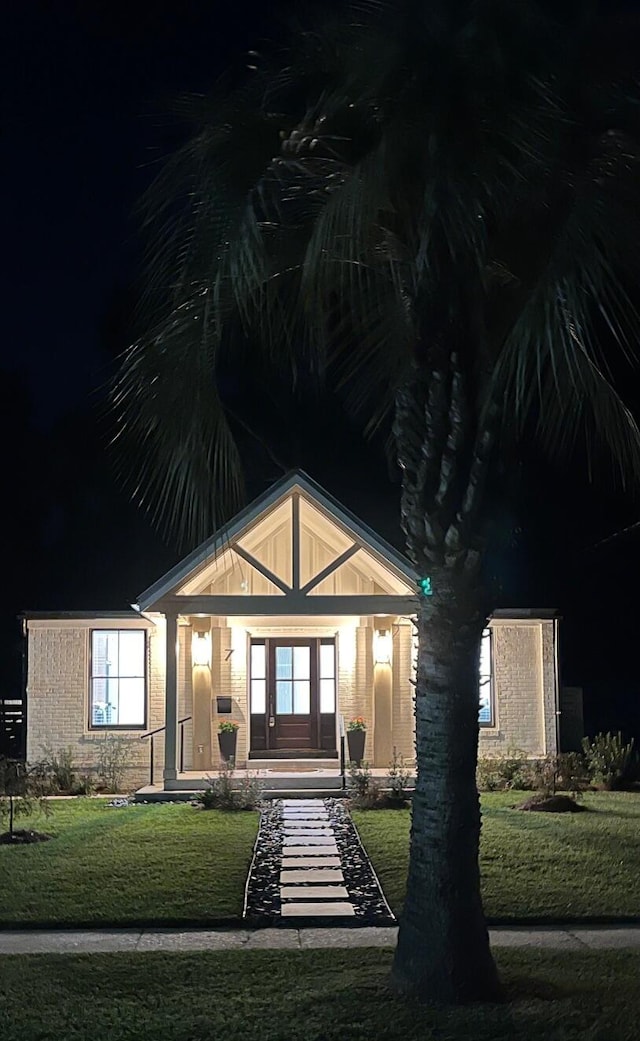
283, 831, 333, 840
280, 885, 350, 899
281, 856, 342, 868
281, 902, 356, 917
280, 869, 345, 883
284, 846, 340, 856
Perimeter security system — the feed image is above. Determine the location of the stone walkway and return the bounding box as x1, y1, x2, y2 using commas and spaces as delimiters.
1, 925, 640, 955
243, 798, 395, 923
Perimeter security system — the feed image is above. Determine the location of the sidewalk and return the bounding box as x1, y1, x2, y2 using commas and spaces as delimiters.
1, 924, 640, 955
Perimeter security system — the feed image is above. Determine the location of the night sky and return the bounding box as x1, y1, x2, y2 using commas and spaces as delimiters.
3, 1, 640, 744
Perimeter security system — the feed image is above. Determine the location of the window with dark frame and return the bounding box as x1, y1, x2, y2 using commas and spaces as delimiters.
90, 629, 146, 728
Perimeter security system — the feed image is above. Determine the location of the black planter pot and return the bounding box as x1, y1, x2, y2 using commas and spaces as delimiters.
346, 728, 366, 766
218, 730, 238, 763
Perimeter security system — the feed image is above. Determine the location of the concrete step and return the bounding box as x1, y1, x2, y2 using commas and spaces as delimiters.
133, 785, 346, 803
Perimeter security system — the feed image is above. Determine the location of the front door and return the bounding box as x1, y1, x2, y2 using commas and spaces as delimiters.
270, 639, 316, 751
249, 637, 337, 756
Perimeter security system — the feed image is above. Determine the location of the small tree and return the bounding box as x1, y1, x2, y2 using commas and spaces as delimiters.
0, 758, 51, 841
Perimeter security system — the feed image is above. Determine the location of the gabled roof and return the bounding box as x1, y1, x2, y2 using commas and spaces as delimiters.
136, 469, 417, 612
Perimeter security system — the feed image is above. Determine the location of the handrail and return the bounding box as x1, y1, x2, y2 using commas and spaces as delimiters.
140, 715, 192, 786
140, 716, 191, 741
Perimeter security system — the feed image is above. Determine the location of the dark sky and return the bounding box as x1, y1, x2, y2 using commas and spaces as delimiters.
2, 1, 640, 744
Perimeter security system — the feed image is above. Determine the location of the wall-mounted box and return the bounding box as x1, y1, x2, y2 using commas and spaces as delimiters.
216, 696, 232, 714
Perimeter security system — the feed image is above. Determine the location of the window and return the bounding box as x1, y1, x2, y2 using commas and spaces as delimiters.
319, 640, 336, 713
90, 629, 146, 728
250, 642, 266, 714
478, 628, 493, 726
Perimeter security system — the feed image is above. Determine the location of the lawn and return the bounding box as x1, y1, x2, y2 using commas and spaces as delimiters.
0, 948, 638, 1041
0, 800, 258, 928
353, 791, 640, 921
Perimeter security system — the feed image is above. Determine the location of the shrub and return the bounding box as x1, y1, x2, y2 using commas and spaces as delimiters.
39, 744, 77, 793
194, 761, 263, 811
385, 748, 412, 807
0, 757, 51, 840
93, 735, 130, 793
70, 772, 97, 796
581, 731, 636, 790
476, 749, 533, 791
346, 760, 381, 808
555, 752, 590, 793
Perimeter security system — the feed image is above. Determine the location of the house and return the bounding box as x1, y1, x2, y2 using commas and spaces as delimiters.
21, 470, 563, 795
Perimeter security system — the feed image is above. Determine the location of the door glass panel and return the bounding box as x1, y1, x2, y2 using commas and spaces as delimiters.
293, 680, 310, 714
251, 643, 266, 680
251, 679, 266, 714
293, 646, 310, 679
276, 680, 293, 714
276, 646, 292, 679
319, 643, 335, 679
320, 678, 335, 713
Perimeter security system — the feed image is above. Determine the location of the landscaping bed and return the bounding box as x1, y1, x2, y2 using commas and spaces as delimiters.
0, 799, 259, 928
0, 948, 638, 1041
352, 791, 640, 921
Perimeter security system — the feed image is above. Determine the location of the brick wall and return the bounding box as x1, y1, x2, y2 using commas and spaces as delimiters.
478, 619, 558, 757
26, 618, 165, 791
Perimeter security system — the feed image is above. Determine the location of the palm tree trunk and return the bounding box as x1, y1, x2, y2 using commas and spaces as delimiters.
391, 574, 502, 1003
390, 362, 502, 1003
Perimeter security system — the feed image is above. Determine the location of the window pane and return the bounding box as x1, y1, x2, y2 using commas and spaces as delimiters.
319, 643, 335, 679
293, 680, 310, 714
320, 678, 335, 713
251, 679, 266, 714
119, 631, 144, 676
92, 631, 119, 676
118, 678, 145, 726
276, 681, 292, 713
478, 628, 492, 725
293, 646, 310, 680
276, 647, 292, 679
91, 677, 107, 725
251, 644, 266, 680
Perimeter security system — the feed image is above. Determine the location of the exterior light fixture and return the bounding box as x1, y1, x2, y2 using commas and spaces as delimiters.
192, 630, 212, 667
374, 628, 392, 665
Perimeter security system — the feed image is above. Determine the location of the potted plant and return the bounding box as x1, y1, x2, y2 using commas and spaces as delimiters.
346, 717, 367, 766
217, 720, 240, 763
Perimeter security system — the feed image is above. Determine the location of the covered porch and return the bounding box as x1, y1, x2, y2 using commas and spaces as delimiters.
132, 473, 419, 794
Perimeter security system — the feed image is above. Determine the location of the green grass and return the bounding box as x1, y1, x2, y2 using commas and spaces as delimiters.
353, 791, 640, 921
0, 800, 258, 928
0, 949, 639, 1041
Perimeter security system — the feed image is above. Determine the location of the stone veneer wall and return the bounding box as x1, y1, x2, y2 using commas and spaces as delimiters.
25, 618, 166, 791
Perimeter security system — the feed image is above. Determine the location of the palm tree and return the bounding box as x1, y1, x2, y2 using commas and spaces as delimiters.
110, 1, 640, 1003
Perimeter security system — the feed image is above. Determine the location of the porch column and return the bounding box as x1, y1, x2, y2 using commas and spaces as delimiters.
163, 609, 179, 782
191, 618, 212, 772
373, 619, 393, 768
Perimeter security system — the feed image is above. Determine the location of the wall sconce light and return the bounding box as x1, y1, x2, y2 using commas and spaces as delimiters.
374, 628, 392, 665
192, 630, 212, 667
